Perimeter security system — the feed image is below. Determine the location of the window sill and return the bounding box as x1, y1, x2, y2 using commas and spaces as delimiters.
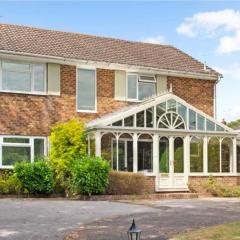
0, 166, 14, 169
77, 109, 97, 114
0, 90, 47, 96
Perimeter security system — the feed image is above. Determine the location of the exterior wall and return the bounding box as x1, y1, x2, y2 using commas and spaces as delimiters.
168, 76, 215, 116
144, 176, 155, 193
0, 64, 216, 137
188, 176, 240, 196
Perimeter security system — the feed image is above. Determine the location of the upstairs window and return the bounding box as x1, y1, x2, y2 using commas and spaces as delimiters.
127, 74, 156, 101
77, 68, 96, 112
0, 60, 46, 94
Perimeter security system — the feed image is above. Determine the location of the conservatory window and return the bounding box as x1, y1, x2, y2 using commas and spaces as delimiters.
136, 111, 144, 127
208, 137, 220, 172
0, 136, 46, 168
112, 120, 123, 127
167, 99, 176, 112
138, 141, 153, 173
159, 137, 169, 173
189, 110, 196, 130
221, 138, 232, 173
146, 107, 154, 127
124, 116, 134, 127
197, 114, 205, 131
156, 102, 166, 122
190, 137, 203, 172
127, 74, 156, 101
174, 137, 184, 173
177, 103, 187, 123
207, 120, 215, 131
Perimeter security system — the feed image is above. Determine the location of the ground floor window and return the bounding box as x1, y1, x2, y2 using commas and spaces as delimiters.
159, 137, 169, 173
0, 136, 46, 168
190, 137, 203, 172
221, 138, 232, 173
174, 137, 184, 173
208, 137, 220, 172
138, 141, 153, 173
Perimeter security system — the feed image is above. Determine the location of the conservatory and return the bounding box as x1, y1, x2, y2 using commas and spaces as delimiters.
86, 92, 239, 191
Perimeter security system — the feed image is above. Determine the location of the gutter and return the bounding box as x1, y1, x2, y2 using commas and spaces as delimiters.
0, 50, 219, 81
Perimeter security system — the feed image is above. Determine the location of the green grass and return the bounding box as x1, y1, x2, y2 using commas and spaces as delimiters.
172, 221, 240, 240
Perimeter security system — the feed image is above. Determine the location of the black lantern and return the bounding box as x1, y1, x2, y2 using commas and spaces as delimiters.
127, 219, 142, 240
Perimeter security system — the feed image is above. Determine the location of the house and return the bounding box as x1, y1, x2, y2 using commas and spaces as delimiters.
0, 23, 239, 192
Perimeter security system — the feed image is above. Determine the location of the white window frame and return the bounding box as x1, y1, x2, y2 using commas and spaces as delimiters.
76, 67, 97, 113
0, 60, 47, 95
0, 135, 47, 169
126, 73, 156, 102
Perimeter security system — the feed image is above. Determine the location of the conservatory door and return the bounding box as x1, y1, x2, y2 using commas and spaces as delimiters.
158, 136, 187, 190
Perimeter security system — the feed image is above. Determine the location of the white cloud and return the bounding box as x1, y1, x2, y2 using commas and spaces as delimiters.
214, 63, 240, 79
141, 35, 165, 44
177, 9, 240, 54
221, 104, 240, 121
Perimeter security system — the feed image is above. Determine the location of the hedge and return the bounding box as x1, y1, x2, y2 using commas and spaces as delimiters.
106, 171, 145, 195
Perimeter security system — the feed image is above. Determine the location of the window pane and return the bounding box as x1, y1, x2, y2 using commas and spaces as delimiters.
221, 138, 232, 173
124, 116, 134, 127
174, 137, 184, 173
177, 103, 187, 123
2, 62, 30, 72
207, 120, 215, 131
34, 139, 45, 159
156, 102, 166, 122
197, 114, 205, 131
33, 64, 45, 92
146, 107, 153, 127
190, 137, 203, 172
127, 75, 137, 99
118, 141, 125, 171
216, 125, 224, 131
112, 120, 123, 126
3, 138, 29, 143
2, 146, 31, 166
2, 71, 31, 92
167, 99, 176, 112
136, 111, 144, 127
189, 110, 196, 130
77, 69, 96, 111
138, 141, 153, 172
159, 137, 169, 173
208, 137, 220, 172
237, 145, 240, 173
138, 82, 155, 100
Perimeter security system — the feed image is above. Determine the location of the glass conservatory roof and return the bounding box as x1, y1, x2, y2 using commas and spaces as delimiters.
87, 93, 235, 133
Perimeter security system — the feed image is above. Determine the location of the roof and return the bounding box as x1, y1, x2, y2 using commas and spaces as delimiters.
86, 91, 235, 135
0, 23, 219, 78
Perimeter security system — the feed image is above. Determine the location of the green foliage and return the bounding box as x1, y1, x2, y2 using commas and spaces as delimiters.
14, 161, 54, 195
0, 174, 22, 195
228, 119, 240, 129
49, 119, 86, 189
106, 171, 145, 195
71, 156, 110, 196
207, 176, 240, 197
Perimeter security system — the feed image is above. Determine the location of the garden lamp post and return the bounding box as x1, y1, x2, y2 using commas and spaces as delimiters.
127, 219, 142, 240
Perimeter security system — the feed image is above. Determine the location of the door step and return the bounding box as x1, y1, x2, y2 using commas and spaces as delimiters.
151, 192, 198, 200
156, 188, 189, 192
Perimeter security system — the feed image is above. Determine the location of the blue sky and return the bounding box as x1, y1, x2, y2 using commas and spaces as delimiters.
1, 1, 240, 122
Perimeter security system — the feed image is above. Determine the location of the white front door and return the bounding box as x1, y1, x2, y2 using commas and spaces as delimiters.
158, 136, 188, 191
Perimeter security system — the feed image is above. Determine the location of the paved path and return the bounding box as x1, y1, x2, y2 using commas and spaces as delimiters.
0, 198, 153, 240
65, 198, 240, 240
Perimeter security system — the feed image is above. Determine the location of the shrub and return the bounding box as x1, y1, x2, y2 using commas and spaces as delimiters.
14, 161, 54, 195
106, 171, 145, 195
49, 119, 86, 190
206, 176, 240, 197
0, 174, 22, 195
71, 156, 110, 196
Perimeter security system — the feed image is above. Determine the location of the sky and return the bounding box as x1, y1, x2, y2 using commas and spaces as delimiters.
0, 1, 240, 122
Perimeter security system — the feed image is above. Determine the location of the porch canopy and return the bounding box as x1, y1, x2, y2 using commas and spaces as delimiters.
86, 92, 238, 190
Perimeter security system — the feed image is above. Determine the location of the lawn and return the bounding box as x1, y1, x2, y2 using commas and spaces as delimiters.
173, 221, 240, 240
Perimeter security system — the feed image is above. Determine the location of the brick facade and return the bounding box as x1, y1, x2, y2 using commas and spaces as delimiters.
0, 64, 215, 136
168, 76, 215, 116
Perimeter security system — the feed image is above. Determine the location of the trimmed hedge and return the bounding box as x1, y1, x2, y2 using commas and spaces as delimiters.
106, 171, 145, 195
14, 161, 54, 195
71, 156, 110, 196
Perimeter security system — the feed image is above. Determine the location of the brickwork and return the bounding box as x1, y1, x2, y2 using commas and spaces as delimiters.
188, 176, 240, 196
144, 176, 156, 193
0, 64, 215, 136
168, 76, 215, 116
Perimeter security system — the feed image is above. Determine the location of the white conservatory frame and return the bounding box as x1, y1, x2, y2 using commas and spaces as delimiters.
86, 92, 239, 191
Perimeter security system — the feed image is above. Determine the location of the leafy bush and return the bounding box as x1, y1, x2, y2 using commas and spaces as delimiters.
0, 174, 22, 195
49, 119, 86, 190
106, 171, 145, 195
14, 161, 54, 195
206, 176, 240, 197
71, 156, 110, 196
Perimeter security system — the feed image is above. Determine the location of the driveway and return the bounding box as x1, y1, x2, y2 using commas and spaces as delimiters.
0, 198, 153, 240
1, 198, 240, 240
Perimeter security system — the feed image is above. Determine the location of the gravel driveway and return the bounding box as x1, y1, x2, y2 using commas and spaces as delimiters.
1, 198, 240, 240
0, 198, 153, 240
